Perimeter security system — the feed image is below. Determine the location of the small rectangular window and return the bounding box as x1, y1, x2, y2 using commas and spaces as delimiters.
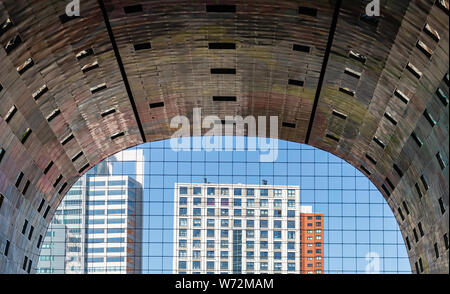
37, 235, 42, 248
444, 233, 449, 250
436, 152, 446, 169
385, 177, 395, 190
423, 109, 436, 127
383, 112, 397, 125
416, 40, 433, 58
423, 23, 440, 42
5, 105, 17, 123
4, 35, 22, 54
436, 88, 448, 106
406, 62, 422, 79
209, 43, 236, 50
17, 58, 34, 75
53, 174, 62, 188
405, 237, 411, 250
288, 79, 304, 87
360, 165, 371, 176
397, 207, 405, 221
22, 219, 28, 235
76, 48, 94, 60
81, 61, 99, 73
27, 260, 32, 274
292, 44, 310, 53
373, 136, 386, 149
206, 5, 236, 13
394, 89, 410, 104
124, 4, 143, 14
43, 205, 50, 219
434, 243, 440, 258
298, 6, 317, 17
344, 68, 361, 79
46, 109, 61, 122
0, 148, 4, 164
20, 128, 32, 144
15, 172, 24, 188
418, 258, 424, 273
282, 122, 296, 128
420, 175, 429, 191
381, 184, 390, 196
28, 226, 34, 240
71, 151, 83, 162
411, 132, 423, 147
213, 96, 236, 102
438, 197, 446, 215
339, 87, 355, 97
349, 50, 367, 64
210, 68, 236, 74
415, 183, 423, 198
22, 180, 30, 195
111, 132, 125, 140
0, 193, 4, 210
61, 134, 74, 146
78, 163, 89, 174
393, 164, 403, 177
0, 18, 13, 37
418, 222, 424, 237
32, 85, 48, 101
134, 42, 151, 51
413, 228, 419, 242
149, 102, 164, 108
43, 161, 53, 175
332, 110, 347, 120
325, 133, 340, 142
58, 182, 67, 194
101, 108, 116, 117
22, 256, 28, 271
37, 199, 45, 213
365, 153, 377, 165
436, 0, 449, 13
4, 240, 10, 256
90, 83, 107, 94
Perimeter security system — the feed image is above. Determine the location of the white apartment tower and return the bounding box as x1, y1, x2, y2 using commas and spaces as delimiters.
173, 182, 304, 274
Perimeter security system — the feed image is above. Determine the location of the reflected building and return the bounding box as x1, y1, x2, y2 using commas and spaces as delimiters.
173, 182, 325, 274
37, 150, 144, 274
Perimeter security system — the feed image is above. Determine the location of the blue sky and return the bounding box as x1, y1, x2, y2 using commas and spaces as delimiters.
104, 137, 410, 274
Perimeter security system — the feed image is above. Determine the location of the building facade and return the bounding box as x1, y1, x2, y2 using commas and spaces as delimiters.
37, 150, 144, 274
299, 208, 324, 274
172, 182, 324, 274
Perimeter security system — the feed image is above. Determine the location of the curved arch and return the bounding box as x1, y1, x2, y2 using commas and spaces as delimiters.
0, 0, 448, 273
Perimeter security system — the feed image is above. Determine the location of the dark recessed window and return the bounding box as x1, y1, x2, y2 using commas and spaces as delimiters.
282, 122, 296, 129
444, 233, 449, 250
0, 83, 3, 92
438, 197, 446, 214
4, 240, 10, 256
53, 174, 62, 188
101, 108, 116, 117
22, 256, 28, 271
292, 44, 310, 53
406, 237, 411, 250
402, 201, 410, 215
418, 258, 424, 273
43, 205, 51, 219
288, 79, 304, 87
423, 109, 436, 127
393, 164, 403, 178
44, 161, 53, 175
17, 58, 34, 75
22, 180, 30, 195
365, 153, 377, 165
27, 260, 32, 274
436, 88, 448, 106
79, 163, 90, 174
15, 172, 24, 188
373, 136, 386, 149
349, 51, 367, 64
0, 193, 4, 210
423, 23, 440, 42
413, 228, 419, 242
344, 68, 361, 79
71, 151, 83, 162
416, 40, 433, 58
4, 35, 22, 54
385, 177, 395, 190
0, 18, 13, 37
0, 148, 4, 164
418, 222, 424, 237
134, 42, 151, 51
360, 165, 371, 176
212, 96, 236, 102
4, 105, 17, 123
32, 85, 48, 101
206, 5, 236, 13
381, 184, 390, 196
339, 87, 355, 97
415, 183, 423, 199
325, 133, 340, 142
28, 226, 34, 240
124, 4, 143, 14
37, 199, 45, 213
411, 132, 423, 147
434, 243, 440, 259
397, 207, 405, 221
149, 102, 165, 108
37, 235, 42, 249
332, 110, 347, 120
436, 0, 450, 14
20, 128, 32, 144
209, 43, 236, 50
298, 6, 317, 17
211, 68, 236, 74
59, 13, 79, 24
406, 62, 422, 79
383, 112, 397, 125
81, 61, 99, 73
21, 219, 28, 235
394, 89, 410, 104
111, 132, 125, 140
76, 48, 94, 60
61, 134, 74, 146
90, 83, 107, 94
58, 182, 67, 194
420, 175, 429, 191
436, 152, 446, 169
46, 109, 61, 122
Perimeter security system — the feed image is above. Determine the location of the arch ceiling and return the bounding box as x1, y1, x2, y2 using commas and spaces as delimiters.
0, 0, 448, 273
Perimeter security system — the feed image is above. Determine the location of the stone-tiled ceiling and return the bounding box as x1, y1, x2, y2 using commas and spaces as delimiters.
0, 0, 448, 273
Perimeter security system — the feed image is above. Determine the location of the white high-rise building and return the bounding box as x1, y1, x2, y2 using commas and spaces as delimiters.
37, 149, 144, 274
172, 182, 305, 274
